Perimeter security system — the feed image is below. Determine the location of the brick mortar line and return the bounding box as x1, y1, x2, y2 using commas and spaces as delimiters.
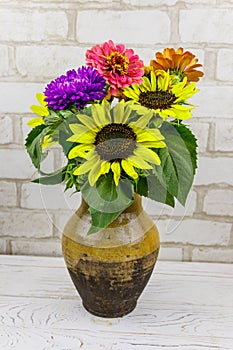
1, 42, 233, 50
0, 205, 232, 220
194, 184, 233, 190
0, 3, 122, 10
2, 2, 232, 10
152, 213, 233, 223
2, 238, 233, 250
2, 43, 233, 50
1, 236, 233, 247
161, 242, 233, 249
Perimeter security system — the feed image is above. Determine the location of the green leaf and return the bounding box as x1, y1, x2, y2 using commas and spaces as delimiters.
135, 176, 148, 197
59, 128, 74, 156
81, 172, 134, 234
25, 125, 50, 169
173, 123, 198, 175
87, 208, 123, 235
158, 121, 197, 206
32, 166, 67, 185
147, 175, 175, 207
136, 174, 175, 207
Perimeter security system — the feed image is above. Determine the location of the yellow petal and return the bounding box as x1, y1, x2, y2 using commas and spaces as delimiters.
69, 124, 89, 135
42, 135, 57, 149
30, 105, 49, 117
27, 117, 44, 127
142, 76, 152, 91
73, 156, 98, 176
113, 102, 124, 123
123, 88, 139, 100
121, 159, 138, 179
113, 102, 132, 124
129, 110, 153, 129
88, 160, 102, 186
68, 144, 93, 159
78, 114, 98, 129
97, 161, 111, 177
140, 140, 166, 148
67, 129, 96, 144
134, 145, 161, 166
111, 161, 121, 186
127, 155, 153, 169
135, 128, 164, 142
36, 93, 47, 107
150, 71, 156, 90
92, 104, 109, 127
102, 101, 112, 124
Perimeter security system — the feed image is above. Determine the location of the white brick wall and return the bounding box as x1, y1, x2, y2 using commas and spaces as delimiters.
16, 46, 86, 80
180, 9, 233, 43
215, 121, 233, 152
0, 181, 17, 207
188, 121, 209, 153
194, 157, 233, 185
0, 150, 36, 179
77, 10, 170, 44
217, 50, 233, 82
0, 116, 14, 144
21, 183, 79, 210
11, 239, 62, 256
191, 86, 233, 118
0, 0, 232, 263
0, 210, 53, 238
0, 9, 68, 42
0, 83, 45, 113
204, 189, 233, 216
0, 45, 9, 76
191, 248, 233, 263
157, 219, 231, 246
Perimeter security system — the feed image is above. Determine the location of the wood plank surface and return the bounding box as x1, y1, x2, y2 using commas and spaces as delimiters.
0, 255, 232, 350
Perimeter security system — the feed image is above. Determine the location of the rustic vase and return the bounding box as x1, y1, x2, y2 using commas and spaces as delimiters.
62, 194, 160, 318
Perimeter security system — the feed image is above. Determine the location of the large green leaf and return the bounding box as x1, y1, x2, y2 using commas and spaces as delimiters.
25, 125, 50, 169
87, 208, 124, 235
32, 166, 67, 185
81, 172, 134, 234
136, 174, 175, 207
173, 123, 198, 175
158, 122, 197, 206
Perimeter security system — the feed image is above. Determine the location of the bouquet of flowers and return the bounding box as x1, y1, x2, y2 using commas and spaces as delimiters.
25, 40, 203, 234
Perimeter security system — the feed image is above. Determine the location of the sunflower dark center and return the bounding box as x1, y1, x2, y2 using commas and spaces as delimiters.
139, 90, 176, 110
106, 52, 129, 75
94, 123, 136, 161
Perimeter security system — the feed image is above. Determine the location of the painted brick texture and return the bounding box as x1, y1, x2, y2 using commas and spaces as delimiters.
0, 0, 232, 263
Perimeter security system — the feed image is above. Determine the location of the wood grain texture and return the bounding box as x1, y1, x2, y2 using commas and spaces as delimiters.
0, 255, 233, 350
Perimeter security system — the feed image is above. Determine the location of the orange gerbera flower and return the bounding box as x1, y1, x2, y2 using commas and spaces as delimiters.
150, 48, 204, 83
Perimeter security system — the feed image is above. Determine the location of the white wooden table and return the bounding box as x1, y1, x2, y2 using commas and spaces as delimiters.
0, 255, 232, 350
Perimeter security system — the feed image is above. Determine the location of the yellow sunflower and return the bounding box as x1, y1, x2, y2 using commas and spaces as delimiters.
27, 93, 57, 149
123, 70, 198, 120
28, 93, 50, 127
67, 102, 166, 186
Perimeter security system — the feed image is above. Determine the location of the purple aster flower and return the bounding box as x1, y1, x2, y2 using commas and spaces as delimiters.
44, 66, 107, 110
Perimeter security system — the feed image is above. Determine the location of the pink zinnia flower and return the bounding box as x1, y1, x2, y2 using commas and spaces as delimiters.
86, 40, 144, 96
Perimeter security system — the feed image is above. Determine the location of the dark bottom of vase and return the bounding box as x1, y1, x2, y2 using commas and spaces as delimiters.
82, 300, 137, 318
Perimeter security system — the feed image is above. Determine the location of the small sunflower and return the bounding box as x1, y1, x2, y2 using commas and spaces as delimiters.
150, 47, 204, 83
123, 70, 198, 120
67, 102, 166, 186
28, 93, 57, 149
28, 93, 49, 128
